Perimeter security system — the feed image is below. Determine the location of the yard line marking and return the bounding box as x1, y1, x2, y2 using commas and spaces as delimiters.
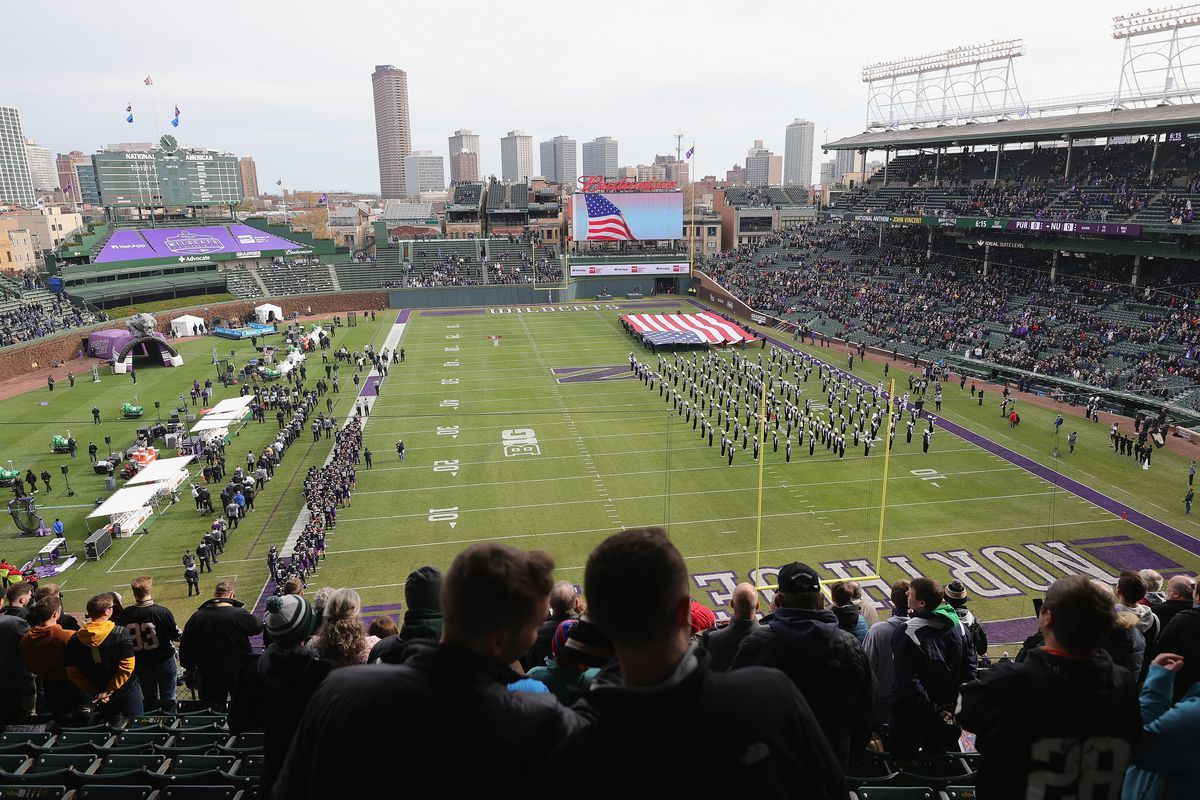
105, 535, 144, 573
337, 489, 1069, 524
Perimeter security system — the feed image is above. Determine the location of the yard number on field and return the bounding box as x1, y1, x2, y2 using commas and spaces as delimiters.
910, 468, 945, 488
441, 379, 460, 385
440, 399, 460, 409
437, 425, 460, 439
429, 507, 459, 528
433, 459, 460, 477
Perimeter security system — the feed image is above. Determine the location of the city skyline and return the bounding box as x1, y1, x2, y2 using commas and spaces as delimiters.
0, 0, 1158, 194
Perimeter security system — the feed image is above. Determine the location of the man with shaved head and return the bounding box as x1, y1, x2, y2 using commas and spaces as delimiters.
1152, 575, 1194, 630
1150, 574, 1200, 701
522, 580, 580, 670
700, 582, 759, 672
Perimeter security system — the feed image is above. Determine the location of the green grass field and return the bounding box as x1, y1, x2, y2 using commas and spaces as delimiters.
5, 301, 1200, 648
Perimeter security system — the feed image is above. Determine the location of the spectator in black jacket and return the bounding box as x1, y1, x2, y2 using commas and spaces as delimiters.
957, 575, 1140, 798
730, 563, 873, 768
554, 528, 843, 799
3, 583, 33, 621
700, 582, 759, 672
521, 580, 580, 670
121, 577, 182, 711
1151, 575, 1194, 631
888, 577, 976, 758
367, 565, 444, 664
273, 543, 580, 799
230, 593, 329, 798
179, 580, 262, 710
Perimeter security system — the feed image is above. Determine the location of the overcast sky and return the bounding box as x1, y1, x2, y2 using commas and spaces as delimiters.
4, 0, 1161, 193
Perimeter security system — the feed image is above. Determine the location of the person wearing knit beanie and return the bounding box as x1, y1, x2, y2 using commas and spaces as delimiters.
265, 594, 317, 649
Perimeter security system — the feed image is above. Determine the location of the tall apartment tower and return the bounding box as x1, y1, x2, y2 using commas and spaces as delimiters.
539, 135, 577, 187
784, 119, 815, 187
371, 65, 413, 199
448, 129, 481, 183
238, 157, 260, 199
582, 136, 619, 179
745, 140, 782, 186
500, 131, 533, 182
0, 108, 35, 207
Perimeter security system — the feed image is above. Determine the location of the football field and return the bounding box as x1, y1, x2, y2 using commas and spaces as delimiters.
4, 300, 1200, 649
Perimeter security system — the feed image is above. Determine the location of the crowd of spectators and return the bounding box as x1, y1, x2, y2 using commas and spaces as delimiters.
0, 292, 99, 348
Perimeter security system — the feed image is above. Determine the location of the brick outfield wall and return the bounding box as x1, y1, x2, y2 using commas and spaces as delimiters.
0, 291, 389, 380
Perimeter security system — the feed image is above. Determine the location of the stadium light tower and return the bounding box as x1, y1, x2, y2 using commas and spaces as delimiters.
862, 40, 1026, 130
1113, 4, 1200, 107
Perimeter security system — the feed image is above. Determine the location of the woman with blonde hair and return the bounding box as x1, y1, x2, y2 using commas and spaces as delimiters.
311, 588, 379, 667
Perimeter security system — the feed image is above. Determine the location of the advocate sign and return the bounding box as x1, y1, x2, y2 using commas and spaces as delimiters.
578, 175, 678, 193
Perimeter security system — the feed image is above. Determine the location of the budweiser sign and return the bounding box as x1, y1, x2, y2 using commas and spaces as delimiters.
579, 175, 678, 193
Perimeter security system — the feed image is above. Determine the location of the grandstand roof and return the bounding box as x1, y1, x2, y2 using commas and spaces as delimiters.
824, 103, 1200, 151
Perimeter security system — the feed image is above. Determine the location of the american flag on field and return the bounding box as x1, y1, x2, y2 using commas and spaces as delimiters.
584, 194, 636, 241
623, 312, 757, 345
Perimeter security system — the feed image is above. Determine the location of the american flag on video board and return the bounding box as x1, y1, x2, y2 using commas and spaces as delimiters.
584, 194, 636, 241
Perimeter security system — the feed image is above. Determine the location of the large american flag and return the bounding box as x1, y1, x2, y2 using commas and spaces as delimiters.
623, 312, 757, 345
584, 194, 636, 241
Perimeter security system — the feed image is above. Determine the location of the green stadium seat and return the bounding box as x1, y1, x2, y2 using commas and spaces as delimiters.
173, 716, 228, 731
169, 755, 236, 777
43, 731, 112, 752
0, 770, 75, 788
0, 786, 69, 800
29, 753, 98, 774
229, 754, 262, 779
847, 751, 901, 789
99, 732, 173, 753
855, 788, 936, 799
74, 785, 157, 800
220, 733, 263, 754
175, 702, 216, 714
897, 755, 976, 788
160, 787, 240, 800
82, 752, 171, 788
168, 733, 232, 753
941, 787, 977, 800
0, 755, 28, 774
0, 733, 53, 754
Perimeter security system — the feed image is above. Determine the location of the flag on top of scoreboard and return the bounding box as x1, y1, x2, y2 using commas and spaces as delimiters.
622, 312, 757, 345
584, 194, 636, 241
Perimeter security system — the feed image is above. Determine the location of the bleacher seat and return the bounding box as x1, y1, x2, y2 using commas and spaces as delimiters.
171, 716, 228, 732
160, 786, 240, 800
168, 754, 237, 778
164, 733, 232, 755
99, 731, 172, 753
74, 785, 156, 799
854, 788, 936, 799
43, 732, 111, 753
0, 733, 52, 754
0, 787, 68, 800
220, 734, 262, 755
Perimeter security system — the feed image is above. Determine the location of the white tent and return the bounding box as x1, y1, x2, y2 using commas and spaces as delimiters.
208, 396, 254, 415
255, 303, 283, 324
171, 314, 205, 337
87, 484, 165, 519
125, 455, 196, 486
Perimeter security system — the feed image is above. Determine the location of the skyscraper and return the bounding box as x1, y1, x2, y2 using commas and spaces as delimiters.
835, 149, 862, 182
0, 108, 34, 207
24, 139, 57, 192
581, 136, 619, 179
500, 131, 533, 182
448, 129, 481, 183
239, 157, 260, 199
372, 65, 413, 199
404, 151, 445, 197
449, 150, 479, 185
56, 151, 90, 202
784, 119, 815, 187
539, 135, 577, 187
744, 140, 782, 186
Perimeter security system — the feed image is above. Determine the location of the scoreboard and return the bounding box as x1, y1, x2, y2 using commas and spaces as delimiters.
93, 146, 243, 208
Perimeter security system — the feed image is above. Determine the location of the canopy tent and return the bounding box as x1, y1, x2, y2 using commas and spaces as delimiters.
87, 483, 164, 519
170, 315, 205, 337
88, 329, 183, 369
125, 455, 195, 486
255, 303, 283, 324
190, 410, 248, 433
208, 396, 254, 416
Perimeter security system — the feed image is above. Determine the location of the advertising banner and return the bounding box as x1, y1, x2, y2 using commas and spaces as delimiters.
95, 225, 305, 264
569, 262, 689, 277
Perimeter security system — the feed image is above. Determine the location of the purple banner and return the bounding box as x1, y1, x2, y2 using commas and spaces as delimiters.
95, 224, 308, 263
1005, 219, 1142, 237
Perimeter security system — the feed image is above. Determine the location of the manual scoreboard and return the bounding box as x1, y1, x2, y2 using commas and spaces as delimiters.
93, 137, 243, 208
